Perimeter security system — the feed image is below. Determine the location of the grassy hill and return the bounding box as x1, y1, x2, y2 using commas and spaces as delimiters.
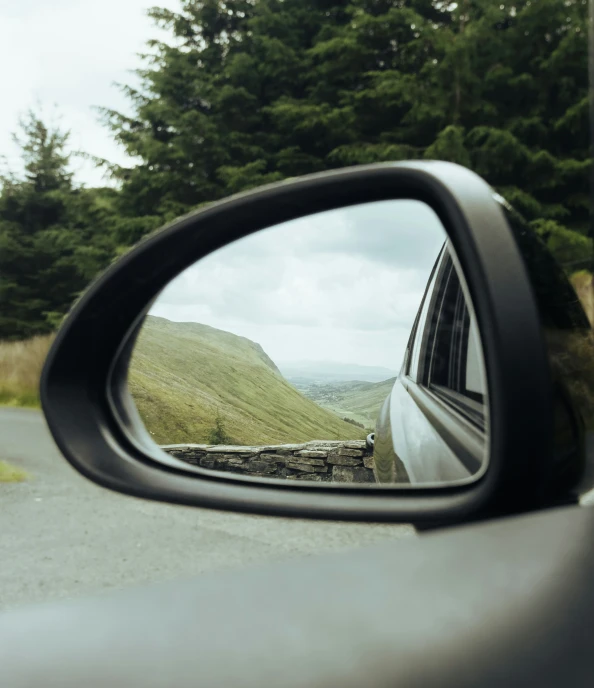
128, 316, 365, 445
294, 378, 396, 429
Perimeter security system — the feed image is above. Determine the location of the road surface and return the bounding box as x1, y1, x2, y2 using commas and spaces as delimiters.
0, 408, 413, 611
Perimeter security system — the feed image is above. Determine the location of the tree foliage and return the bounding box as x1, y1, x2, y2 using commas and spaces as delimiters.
208, 412, 232, 444
103, 0, 588, 260
0, 112, 118, 339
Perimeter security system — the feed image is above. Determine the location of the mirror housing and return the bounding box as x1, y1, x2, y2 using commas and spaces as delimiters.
41, 162, 555, 525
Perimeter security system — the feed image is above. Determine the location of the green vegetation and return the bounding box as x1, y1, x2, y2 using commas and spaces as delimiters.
208, 414, 233, 445
129, 316, 366, 445
343, 417, 365, 429
0, 461, 28, 483
102, 0, 588, 261
299, 378, 396, 428
0, 113, 119, 341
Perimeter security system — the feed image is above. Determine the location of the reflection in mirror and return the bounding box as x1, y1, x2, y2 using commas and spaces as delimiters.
128, 200, 489, 486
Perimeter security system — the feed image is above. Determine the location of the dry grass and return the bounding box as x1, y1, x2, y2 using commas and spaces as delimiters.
570, 270, 594, 327
547, 271, 594, 430
546, 327, 594, 430
0, 335, 54, 408
0, 460, 28, 483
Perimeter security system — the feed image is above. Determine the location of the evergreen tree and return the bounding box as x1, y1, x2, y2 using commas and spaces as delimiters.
208, 413, 231, 444
100, 0, 354, 221
103, 0, 589, 268
0, 111, 117, 340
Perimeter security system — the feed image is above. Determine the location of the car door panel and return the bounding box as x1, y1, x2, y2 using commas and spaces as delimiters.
374, 242, 487, 485
2, 504, 594, 688
373, 392, 410, 483
391, 377, 471, 484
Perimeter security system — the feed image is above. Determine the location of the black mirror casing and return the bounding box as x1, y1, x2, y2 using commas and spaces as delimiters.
40, 162, 556, 525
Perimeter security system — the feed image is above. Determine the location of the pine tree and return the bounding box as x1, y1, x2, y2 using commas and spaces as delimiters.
101, 0, 354, 221
208, 413, 231, 444
105, 0, 589, 270
0, 111, 116, 340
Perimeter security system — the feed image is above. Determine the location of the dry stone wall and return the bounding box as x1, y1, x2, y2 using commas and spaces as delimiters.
162, 440, 375, 483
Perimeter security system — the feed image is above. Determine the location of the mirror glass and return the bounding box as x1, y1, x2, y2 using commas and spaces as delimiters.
129, 200, 489, 486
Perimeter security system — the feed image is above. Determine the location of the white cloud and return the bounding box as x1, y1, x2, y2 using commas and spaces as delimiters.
150, 200, 447, 368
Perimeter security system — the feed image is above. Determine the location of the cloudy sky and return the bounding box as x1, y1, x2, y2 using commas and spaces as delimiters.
151, 200, 447, 369
0, 0, 177, 185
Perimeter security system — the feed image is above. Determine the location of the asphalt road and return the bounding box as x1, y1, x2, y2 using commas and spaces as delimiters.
0, 408, 414, 611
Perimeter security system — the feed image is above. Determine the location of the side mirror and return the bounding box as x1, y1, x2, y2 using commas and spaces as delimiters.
41, 161, 568, 526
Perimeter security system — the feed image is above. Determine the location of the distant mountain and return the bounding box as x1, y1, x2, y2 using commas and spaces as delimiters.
295, 377, 397, 429
278, 361, 398, 384
128, 316, 365, 446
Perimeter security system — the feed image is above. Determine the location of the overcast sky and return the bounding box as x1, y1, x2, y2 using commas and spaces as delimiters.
0, 0, 177, 185
150, 200, 447, 369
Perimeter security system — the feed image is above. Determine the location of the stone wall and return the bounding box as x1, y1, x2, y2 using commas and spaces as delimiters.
162, 440, 375, 483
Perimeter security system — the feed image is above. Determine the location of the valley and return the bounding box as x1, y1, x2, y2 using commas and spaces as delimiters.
129, 316, 367, 446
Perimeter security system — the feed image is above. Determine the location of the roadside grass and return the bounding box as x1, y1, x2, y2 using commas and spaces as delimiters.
554, 271, 594, 430
0, 460, 29, 483
570, 270, 594, 327
0, 335, 54, 409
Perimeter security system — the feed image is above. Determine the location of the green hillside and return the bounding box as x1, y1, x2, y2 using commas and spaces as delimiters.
128, 316, 365, 446
295, 378, 396, 428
